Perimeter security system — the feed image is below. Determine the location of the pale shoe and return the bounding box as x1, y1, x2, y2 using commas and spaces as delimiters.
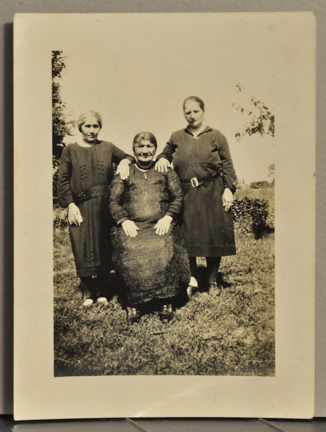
187, 276, 199, 298
83, 298, 94, 307
97, 297, 109, 306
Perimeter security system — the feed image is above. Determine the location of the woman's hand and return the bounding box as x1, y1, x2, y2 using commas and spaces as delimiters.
154, 215, 173, 235
68, 203, 83, 226
155, 158, 170, 173
117, 159, 131, 180
122, 220, 139, 237
222, 188, 234, 212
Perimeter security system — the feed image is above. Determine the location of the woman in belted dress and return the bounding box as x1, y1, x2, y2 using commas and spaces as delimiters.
57, 110, 134, 306
155, 96, 237, 295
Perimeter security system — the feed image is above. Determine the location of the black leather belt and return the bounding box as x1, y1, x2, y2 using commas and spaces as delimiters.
76, 185, 110, 203
181, 176, 217, 188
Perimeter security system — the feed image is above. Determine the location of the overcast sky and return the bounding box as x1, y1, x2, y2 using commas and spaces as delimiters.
58, 14, 276, 183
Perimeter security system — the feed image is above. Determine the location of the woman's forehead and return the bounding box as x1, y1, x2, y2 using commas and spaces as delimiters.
84, 115, 100, 125
137, 139, 153, 145
184, 100, 201, 111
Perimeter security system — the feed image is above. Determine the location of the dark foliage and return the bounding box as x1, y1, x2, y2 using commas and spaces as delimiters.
53, 208, 69, 230
52, 51, 72, 196
232, 197, 272, 239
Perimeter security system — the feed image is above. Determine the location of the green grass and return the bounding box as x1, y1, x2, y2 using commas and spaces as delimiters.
54, 186, 275, 377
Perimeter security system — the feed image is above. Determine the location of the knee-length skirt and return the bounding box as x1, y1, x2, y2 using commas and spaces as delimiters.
180, 176, 236, 257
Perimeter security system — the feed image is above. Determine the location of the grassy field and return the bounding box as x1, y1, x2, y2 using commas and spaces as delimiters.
54, 185, 274, 377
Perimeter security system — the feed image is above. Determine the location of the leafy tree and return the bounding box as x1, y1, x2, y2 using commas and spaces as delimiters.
52, 51, 72, 196
233, 83, 275, 139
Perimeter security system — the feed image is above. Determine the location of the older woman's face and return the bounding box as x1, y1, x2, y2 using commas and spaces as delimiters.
184, 100, 204, 129
80, 116, 101, 143
134, 139, 156, 164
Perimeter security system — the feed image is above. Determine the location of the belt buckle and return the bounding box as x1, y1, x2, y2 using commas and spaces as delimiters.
190, 177, 201, 188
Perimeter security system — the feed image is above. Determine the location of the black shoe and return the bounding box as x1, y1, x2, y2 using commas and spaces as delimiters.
159, 304, 174, 321
217, 272, 232, 288
127, 307, 141, 324
207, 282, 221, 296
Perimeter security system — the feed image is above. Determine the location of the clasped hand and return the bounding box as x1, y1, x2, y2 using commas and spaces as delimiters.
122, 215, 173, 237
68, 203, 83, 226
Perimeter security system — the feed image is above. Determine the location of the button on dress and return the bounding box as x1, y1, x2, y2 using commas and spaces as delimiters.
57, 141, 133, 277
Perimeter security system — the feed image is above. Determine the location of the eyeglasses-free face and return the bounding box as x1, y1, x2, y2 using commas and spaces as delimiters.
184, 100, 204, 130
133, 139, 156, 167
80, 116, 101, 143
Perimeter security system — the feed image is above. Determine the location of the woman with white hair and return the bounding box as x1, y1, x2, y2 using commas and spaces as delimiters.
57, 110, 133, 306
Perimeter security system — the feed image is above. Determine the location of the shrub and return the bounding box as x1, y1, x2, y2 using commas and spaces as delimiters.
53, 207, 68, 230
250, 181, 272, 189
232, 197, 271, 239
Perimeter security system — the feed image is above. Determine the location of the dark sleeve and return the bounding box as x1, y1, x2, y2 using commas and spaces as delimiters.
57, 146, 74, 208
111, 143, 135, 165
109, 174, 129, 225
218, 134, 237, 194
155, 135, 175, 163
165, 168, 184, 219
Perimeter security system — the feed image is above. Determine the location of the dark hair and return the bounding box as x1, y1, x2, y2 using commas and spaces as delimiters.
132, 132, 158, 152
77, 110, 102, 132
183, 96, 205, 112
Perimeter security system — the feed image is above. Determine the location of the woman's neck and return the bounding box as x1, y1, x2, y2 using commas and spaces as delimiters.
78, 139, 99, 147
188, 123, 206, 137
135, 160, 154, 171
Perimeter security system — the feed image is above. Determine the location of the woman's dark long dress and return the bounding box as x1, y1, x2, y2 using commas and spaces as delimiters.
109, 163, 191, 306
57, 141, 133, 282
156, 127, 237, 258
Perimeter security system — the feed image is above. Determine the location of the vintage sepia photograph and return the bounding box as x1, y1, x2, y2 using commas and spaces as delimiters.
52, 15, 275, 378
14, 13, 315, 420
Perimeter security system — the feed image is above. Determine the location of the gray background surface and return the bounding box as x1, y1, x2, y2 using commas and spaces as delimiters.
0, 0, 324, 418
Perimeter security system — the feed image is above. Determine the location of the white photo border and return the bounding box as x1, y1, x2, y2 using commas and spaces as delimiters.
14, 12, 315, 420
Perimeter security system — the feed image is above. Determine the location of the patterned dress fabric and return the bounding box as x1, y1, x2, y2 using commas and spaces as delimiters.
57, 141, 132, 277
109, 163, 191, 305
157, 127, 237, 257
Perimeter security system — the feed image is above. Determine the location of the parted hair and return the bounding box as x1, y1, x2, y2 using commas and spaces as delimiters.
77, 110, 103, 132
183, 96, 205, 112
132, 132, 158, 152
